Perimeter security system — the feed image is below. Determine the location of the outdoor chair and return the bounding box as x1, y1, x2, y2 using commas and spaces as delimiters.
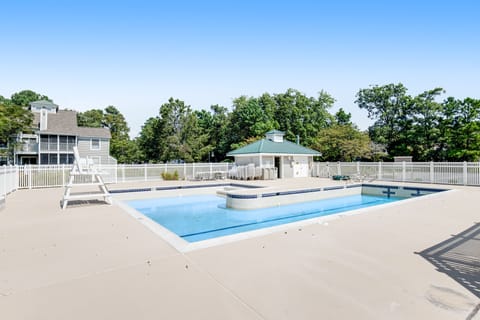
61, 147, 111, 209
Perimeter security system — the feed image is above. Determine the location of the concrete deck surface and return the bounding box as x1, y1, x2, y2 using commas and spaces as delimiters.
0, 178, 479, 319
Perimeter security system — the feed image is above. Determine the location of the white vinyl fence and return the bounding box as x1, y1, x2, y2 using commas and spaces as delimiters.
15, 163, 234, 189
312, 162, 480, 186
2, 161, 480, 194
0, 166, 17, 207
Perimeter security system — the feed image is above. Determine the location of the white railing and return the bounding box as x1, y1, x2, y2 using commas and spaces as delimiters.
15, 163, 234, 189
0, 166, 18, 206
2, 162, 480, 192
312, 161, 480, 186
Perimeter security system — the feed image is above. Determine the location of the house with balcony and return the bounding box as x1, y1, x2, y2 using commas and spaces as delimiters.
14, 100, 114, 165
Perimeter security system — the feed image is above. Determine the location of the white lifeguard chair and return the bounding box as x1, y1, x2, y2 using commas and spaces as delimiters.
61, 147, 111, 209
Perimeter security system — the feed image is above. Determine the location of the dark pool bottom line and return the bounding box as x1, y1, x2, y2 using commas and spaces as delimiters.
179, 198, 388, 239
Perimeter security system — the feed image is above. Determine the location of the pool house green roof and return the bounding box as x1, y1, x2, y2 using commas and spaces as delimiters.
227, 138, 321, 156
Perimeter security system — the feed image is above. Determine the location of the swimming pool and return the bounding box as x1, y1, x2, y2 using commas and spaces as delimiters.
128, 193, 402, 242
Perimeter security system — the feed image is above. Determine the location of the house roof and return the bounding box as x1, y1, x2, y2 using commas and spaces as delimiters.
33, 110, 111, 138
227, 139, 320, 156
30, 100, 58, 109
266, 130, 285, 135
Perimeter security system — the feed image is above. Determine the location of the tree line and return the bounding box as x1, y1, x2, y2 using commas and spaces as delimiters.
1, 85, 479, 163
357, 84, 480, 161
130, 90, 373, 163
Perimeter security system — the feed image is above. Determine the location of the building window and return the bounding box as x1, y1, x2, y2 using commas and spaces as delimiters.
59, 135, 76, 151
59, 153, 74, 164
49, 153, 58, 164
91, 138, 100, 150
49, 135, 58, 151
40, 153, 62, 165
40, 135, 59, 151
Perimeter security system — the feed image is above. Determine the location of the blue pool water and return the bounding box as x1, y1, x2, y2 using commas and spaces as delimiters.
127, 194, 402, 242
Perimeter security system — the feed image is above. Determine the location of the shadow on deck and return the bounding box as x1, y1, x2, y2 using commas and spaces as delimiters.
417, 222, 480, 299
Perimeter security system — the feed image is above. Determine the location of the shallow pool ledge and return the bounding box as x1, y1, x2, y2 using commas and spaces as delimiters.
222, 183, 448, 210
223, 184, 362, 210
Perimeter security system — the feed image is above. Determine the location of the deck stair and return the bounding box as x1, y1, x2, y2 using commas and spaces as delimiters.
61, 147, 111, 209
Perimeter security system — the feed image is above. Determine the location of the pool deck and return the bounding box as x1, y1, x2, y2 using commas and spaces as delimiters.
0, 178, 479, 319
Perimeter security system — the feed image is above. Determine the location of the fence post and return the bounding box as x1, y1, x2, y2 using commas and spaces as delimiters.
3, 166, 6, 196
28, 165, 32, 189
463, 161, 468, 185
192, 162, 195, 179
10, 166, 13, 192
184, 162, 187, 180
11, 166, 14, 192
337, 162, 341, 175
7, 165, 10, 193
15, 165, 19, 190
430, 161, 434, 184
144, 163, 147, 182
62, 164, 65, 186
356, 161, 360, 175
115, 163, 118, 184
402, 161, 406, 182
377, 161, 382, 180
122, 164, 125, 183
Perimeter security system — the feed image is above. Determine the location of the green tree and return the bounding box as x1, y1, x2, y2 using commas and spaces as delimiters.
356, 83, 413, 158
228, 95, 275, 148
103, 106, 130, 140
313, 124, 371, 161
0, 99, 33, 161
273, 89, 333, 147
77, 109, 104, 127
137, 117, 160, 162
334, 108, 352, 125
194, 104, 231, 161
443, 97, 480, 161
11, 90, 50, 107
225, 89, 334, 153
409, 88, 444, 160
210, 104, 233, 161
111, 138, 144, 163
139, 98, 209, 163
356, 83, 480, 161
78, 106, 137, 163
101, 106, 132, 163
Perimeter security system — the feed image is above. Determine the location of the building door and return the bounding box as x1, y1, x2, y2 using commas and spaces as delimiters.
293, 157, 309, 177
274, 156, 281, 178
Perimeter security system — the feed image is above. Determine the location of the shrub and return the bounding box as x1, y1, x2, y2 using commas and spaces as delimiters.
161, 170, 179, 180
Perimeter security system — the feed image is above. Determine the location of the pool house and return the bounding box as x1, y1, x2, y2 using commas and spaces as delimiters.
227, 130, 320, 179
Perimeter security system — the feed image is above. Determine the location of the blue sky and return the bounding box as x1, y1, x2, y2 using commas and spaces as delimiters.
1, 0, 479, 137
